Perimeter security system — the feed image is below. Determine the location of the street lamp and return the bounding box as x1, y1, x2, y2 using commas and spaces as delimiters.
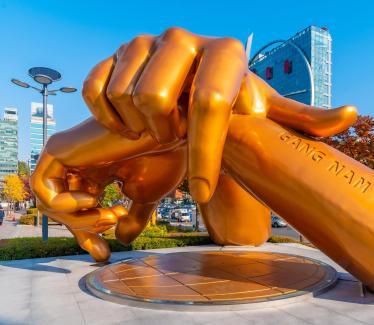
11, 67, 77, 241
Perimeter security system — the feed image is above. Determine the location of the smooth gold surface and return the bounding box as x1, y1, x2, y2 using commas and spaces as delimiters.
199, 174, 271, 246
86, 251, 337, 304
31, 28, 373, 289
223, 116, 374, 289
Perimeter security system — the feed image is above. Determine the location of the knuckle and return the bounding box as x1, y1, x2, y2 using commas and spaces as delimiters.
82, 59, 113, 104
131, 34, 153, 45
212, 37, 245, 56
45, 134, 57, 149
116, 43, 127, 58
82, 78, 97, 104
47, 133, 57, 143
192, 89, 229, 111
222, 37, 244, 50
106, 84, 123, 103
106, 82, 133, 107
81, 78, 91, 101
82, 78, 105, 107
107, 90, 133, 110
162, 27, 188, 41
132, 92, 174, 116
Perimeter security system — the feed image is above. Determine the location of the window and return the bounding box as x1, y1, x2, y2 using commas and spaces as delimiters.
284, 60, 292, 74
266, 67, 273, 80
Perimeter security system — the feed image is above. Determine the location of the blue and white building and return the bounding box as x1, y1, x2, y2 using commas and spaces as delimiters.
249, 26, 332, 108
0, 108, 18, 182
30, 102, 56, 172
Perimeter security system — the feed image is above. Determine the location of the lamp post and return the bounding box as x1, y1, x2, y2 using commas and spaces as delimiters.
11, 67, 77, 241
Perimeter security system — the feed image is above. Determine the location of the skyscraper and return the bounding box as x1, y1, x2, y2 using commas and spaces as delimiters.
249, 26, 332, 108
0, 108, 18, 182
30, 102, 56, 172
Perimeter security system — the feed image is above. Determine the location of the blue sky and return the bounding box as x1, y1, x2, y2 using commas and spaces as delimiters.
0, 0, 373, 160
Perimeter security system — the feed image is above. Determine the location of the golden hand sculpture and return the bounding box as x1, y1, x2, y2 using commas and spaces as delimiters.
83, 27, 357, 203
31, 119, 270, 261
31, 28, 373, 289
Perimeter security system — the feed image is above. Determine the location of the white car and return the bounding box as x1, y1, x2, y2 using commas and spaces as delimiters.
271, 216, 287, 228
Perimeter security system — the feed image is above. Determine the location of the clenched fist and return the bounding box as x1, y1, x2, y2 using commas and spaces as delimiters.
83, 27, 357, 203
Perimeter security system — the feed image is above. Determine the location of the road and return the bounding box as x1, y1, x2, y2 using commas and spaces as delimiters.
272, 225, 310, 242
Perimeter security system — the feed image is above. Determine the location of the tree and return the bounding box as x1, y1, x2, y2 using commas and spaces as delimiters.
17, 161, 34, 205
323, 115, 374, 169
18, 161, 30, 178
177, 179, 189, 194
101, 182, 123, 208
2, 174, 27, 211
22, 177, 35, 202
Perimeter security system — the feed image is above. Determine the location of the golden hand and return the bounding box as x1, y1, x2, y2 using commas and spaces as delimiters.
31, 117, 270, 260
30, 118, 187, 261
83, 27, 357, 204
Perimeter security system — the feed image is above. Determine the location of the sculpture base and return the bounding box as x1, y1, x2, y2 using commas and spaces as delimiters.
86, 251, 337, 308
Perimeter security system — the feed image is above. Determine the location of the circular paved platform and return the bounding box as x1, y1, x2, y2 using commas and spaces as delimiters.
86, 251, 337, 307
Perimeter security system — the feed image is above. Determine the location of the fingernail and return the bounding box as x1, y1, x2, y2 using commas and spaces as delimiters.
189, 177, 211, 203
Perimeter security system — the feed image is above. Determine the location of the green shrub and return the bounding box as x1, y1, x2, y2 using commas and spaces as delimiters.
103, 224, 170, 239
0, 238, 83, 260
0, 235, 212, 261
107, 235, 212, 252
156, 220, 194, 233
267, 235, 299, 244
19, 214, 55, 226
19, 214, 37, 225
267, 235, 314, 248
140, 224, 168, 237
26, 208, 38, 215
0, 233, 311, 261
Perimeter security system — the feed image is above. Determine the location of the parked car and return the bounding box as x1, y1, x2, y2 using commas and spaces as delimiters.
271, 215, 287, 228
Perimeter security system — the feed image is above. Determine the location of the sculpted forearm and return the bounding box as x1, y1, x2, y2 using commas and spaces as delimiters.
223, 115, 374, 288
45, 118, 158, 168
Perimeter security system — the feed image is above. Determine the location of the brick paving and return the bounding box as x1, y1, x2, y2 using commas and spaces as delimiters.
1, 244, 373, 325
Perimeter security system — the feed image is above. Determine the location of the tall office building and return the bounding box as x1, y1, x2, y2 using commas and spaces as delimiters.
30, 102, 56, 172
0, 108, 18, 182
249, 26, 332, 108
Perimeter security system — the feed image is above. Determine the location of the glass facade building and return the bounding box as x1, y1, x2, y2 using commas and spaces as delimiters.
249, 26, 332, 108
30, 102, 56, 172
0, 108, 18, 182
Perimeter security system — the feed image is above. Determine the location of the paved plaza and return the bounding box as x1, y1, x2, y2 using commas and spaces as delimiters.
0, 218, 73, 239
0, 243, 373, 325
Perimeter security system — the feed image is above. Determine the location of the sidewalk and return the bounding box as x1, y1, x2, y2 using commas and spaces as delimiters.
0, 243, 373, 325
0, 215, 73, 239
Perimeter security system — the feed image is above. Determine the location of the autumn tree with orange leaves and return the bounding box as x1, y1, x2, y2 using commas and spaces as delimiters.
322, 115, 374, 169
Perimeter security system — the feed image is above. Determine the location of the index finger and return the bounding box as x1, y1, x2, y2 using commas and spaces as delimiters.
188, 38, 247, 203
83, 55, 127, 134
